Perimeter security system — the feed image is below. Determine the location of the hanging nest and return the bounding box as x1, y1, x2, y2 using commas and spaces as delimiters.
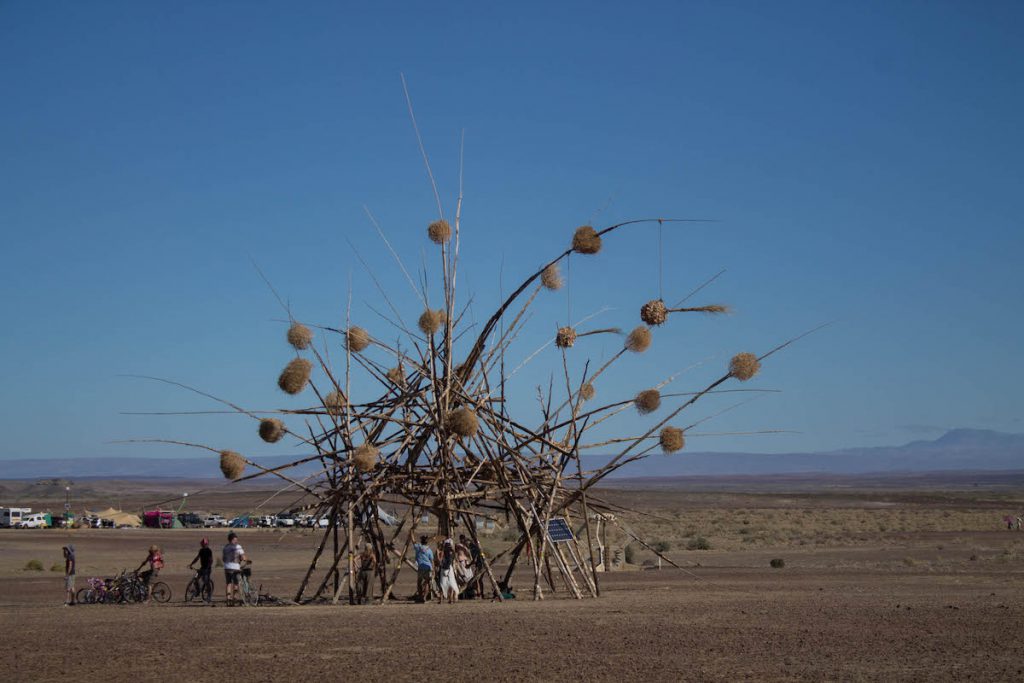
446, 407, 479, 438
541, 263, 563, 290
386, 366, 406, 387
324, 390, 345, 416
219, 450, 246, 480
572, 225, 602, 254
427, 219, 452, 244
418, 308, 447, 336
659, 427, 685, 454
345, 326, 371, 353
286, 322, 313, 350
278, 358, 313, 395
640, 299, 668, 326
258, 418, 286, 444
555, 326, 577, 348
352, 444, 379, 473
580, 383, 596, 401
625, 326, 652, 353
634, 389, 662, 414
729, 352, 761, 381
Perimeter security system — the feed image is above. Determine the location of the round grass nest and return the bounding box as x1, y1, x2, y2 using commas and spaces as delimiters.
324, 390, 345, 416
555, 326, 577, 348
640, 299, 668, 326
580, 382, 596, 401
625, 326, 652, 353
634, 388, 661, 414
729, 352, 761, 381
258, 418, 286, 444
446, 407, 479, 438
278, 358, 313, 395
219, 450, 246, 480
386, 366, 406, 387
345, 326, 371, 353
541, 263, 563, 290
418, 308, 447, 336
659, 427, 685, 454
286, 322, 313, 350
427, 219, 452, 244
352, 444, 379, 473
572, 225, 602, 254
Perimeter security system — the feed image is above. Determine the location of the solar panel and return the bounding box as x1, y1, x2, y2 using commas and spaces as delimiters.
547, 517, 575, 543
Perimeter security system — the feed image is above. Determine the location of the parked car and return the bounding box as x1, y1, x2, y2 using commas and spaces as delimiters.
276, 514, 295, 528
17, 513, 50, 529
258, 515, 277, 528
178, 513, 204, 528
203, 515, 227, 528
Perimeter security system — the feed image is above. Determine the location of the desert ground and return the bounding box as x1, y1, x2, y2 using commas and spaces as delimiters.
2, 476, 1023, 682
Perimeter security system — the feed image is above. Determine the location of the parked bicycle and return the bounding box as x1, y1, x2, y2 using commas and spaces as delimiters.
238, 560, 259, 606
184, 568, 214, 603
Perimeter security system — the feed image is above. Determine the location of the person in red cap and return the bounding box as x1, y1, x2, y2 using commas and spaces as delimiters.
188, 537, 214, 603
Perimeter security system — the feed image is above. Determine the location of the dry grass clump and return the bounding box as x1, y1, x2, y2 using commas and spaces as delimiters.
678, 304, 731, 315
427, 219, 452, 244
346, 326, 371, 352
324, 390, 345, 416
555, 326, 577, 348
258, 418, 286, 444
219, 450, 246, 480
634, 389, 662, 414
660, 427, 685, 454
729, 352, 761, 381
352, 444, 379, 472
446, 407, 479, 438
386, 366, 406, 387
278, 358, 312, 395
418, 309, 447, 336
287, 322, 313, 350
541, 264, 563, 290
580, 382, 596, 401
572, 225, 602, 254
625, 326, 652, 353
640, 300, 668, 326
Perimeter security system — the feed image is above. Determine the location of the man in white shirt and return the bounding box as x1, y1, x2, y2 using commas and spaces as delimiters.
222, 532, 247, 605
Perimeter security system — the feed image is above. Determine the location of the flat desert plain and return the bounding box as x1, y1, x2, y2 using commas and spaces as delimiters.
1, 476, 1023, 682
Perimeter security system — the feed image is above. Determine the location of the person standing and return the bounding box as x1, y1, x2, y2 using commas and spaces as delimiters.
136, 545, 164, 604
355, 544, 377, 605
412, 534, 434, 603
438, 538, 459, 604
62, 545, 76, 606
222, 532, 247, 606
188, 537, 214, 603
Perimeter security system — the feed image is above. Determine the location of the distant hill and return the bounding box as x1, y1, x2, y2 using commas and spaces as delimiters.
0, 428, 1021, 480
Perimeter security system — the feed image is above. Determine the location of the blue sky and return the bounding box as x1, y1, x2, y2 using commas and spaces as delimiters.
1, 1, 1021, 464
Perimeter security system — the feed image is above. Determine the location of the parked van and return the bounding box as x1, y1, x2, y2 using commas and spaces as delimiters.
17, 513, 50, 529
1, 507, 32, 528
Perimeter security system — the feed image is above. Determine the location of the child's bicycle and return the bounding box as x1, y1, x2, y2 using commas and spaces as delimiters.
184, 569, 214, 603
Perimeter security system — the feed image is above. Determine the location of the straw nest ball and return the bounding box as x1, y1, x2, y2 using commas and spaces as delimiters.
446, 407, 479, 438
580, 383, 596, 401
729, 352, 761, 381
555, 326, 577, 348
418, 308, 447, 336
219, 450, 246, 480
659, 427, 685, 454
640, 299, 668, 326
541, 264, 563, 291
345, 326, 371, 353
572, 225, 602, 254
324, 390, 345, 416
625, 326, 652, 353
258, 418, 286, 444
286, 322, 313, 350
427, 219, 452, 244
352, 444, 379, 473
278, 358, 313, 395
386, 366, 406, 387
634, 389, 662, 414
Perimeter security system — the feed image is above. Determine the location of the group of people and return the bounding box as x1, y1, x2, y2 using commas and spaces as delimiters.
412, 533, 484, 604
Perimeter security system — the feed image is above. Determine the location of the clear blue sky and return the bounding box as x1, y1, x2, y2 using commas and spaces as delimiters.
1, 1, 1021, 464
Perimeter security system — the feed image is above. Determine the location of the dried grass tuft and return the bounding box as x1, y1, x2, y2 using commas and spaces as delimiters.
674, 304, 731, 315
287, 322, 313, 350
580, 382, 596, 401
324, 390, 345, 416
427, 219, 452, 244
446, 407, 479, 438
352, 444, 379, 472
418, 308, 447, 336
278, 358, 313, 395
219, 450, 246, 480
572, 225, 602, 254
625, 326, 652, 353
258, 418, 286, 444
541, 264, 563, 290
555, 326, 577, 348
659, 427, 685, 454
640, 299, 668, 326
386, 366, 406, 387
345, 326, 371, 353
634, 389, 662, 414
729, 352, 761, 381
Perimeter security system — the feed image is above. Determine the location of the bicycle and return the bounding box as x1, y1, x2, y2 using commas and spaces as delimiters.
131, 569, 172, 603
184, 568, 214, 603
238, 561, 259, 606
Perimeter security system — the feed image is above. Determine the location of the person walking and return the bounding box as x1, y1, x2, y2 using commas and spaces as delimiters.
188, 537, 214, 603
222, 532, 247, 606
136, 545, 164, 604
62, 545, 76, 606
438, 537, 459, 604
355, 544, 377, 605
412, 534, 434, 603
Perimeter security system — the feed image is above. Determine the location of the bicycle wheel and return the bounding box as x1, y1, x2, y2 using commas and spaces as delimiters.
75, 587, 91, 604
201, 579, 213, 603
240, 577, 258, 606
151, 582, 172, 603
184, 578, 199, 603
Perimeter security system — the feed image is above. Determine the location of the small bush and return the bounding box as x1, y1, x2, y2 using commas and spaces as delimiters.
687, 536, 711, 551
624, 544, 636, 564
652, 540, 671, 553
769, 558, 785, 569
24, 560, 44, 571
902, 557, 916, 567
50, 563, 63, 572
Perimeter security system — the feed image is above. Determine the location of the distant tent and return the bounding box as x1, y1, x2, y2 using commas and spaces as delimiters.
86, 508, 142, 528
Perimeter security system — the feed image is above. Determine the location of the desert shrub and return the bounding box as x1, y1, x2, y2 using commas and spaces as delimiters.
902, 557, 916, 567
624, 544, 636, 564
215, 557, 224, 568
24, 559, 44, 571
738, 528, 750, 535
687, 536, 711, 551
501, 529, 520, 542
769, 558, 785, 568
50, 563, 62, 572
653, 540, 671, 553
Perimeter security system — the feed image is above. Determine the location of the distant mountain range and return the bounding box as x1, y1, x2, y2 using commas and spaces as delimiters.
0, 429, 1021, 480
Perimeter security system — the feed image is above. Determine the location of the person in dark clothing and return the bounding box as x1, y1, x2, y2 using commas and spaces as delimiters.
188, 537, 214, 603
355, 544, 377, 605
